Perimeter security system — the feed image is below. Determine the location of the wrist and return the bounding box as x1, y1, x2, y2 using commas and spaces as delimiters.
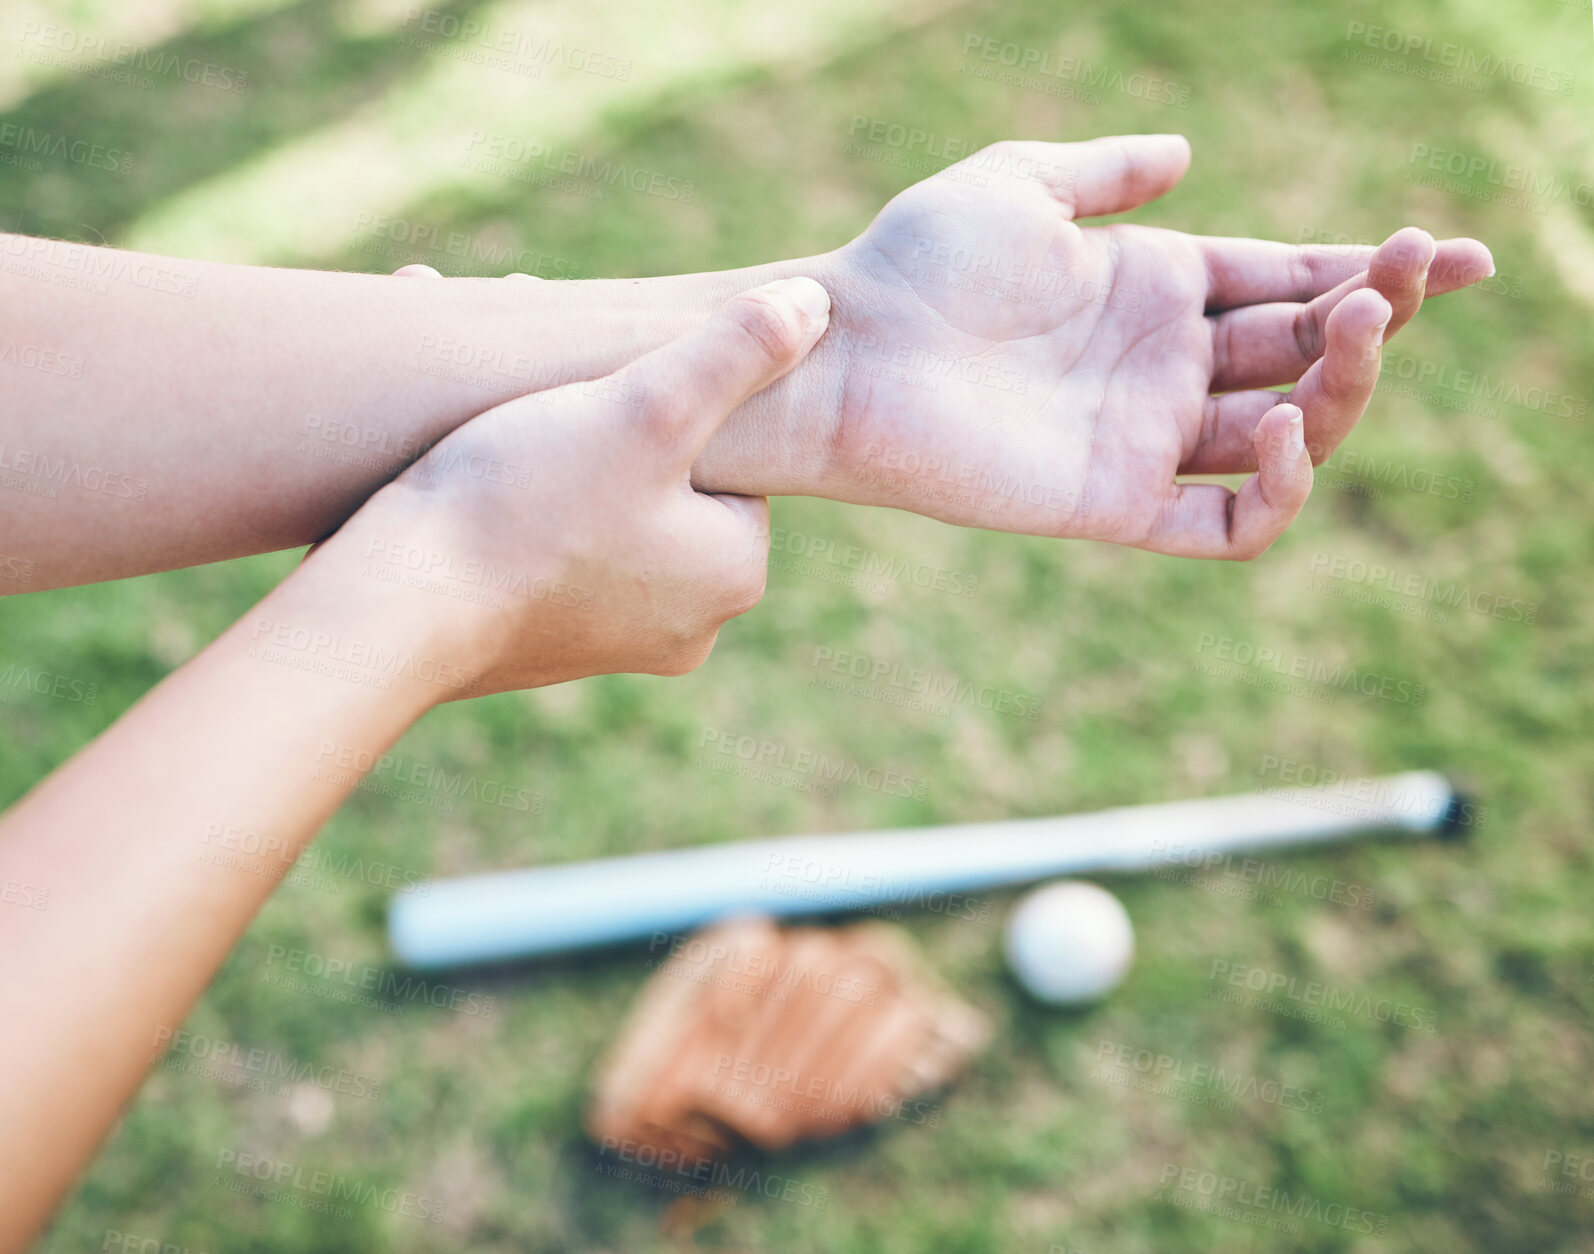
421, 252, 859, 501
515, 252, 853, 500
246, 509, 476, 719
673, 250, 854, 500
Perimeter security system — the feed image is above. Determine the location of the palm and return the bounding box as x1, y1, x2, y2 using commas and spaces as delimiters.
818, 137, 1489, 557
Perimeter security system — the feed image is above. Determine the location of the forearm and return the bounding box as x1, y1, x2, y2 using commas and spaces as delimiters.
0, 564, 447, 1249
0, 235, 846, 590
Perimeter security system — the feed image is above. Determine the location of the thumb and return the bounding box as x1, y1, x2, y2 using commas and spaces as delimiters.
616, 277, 830, 466
1054, 133, 1191, 219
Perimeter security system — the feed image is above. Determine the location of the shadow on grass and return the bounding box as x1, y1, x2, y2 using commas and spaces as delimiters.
0, 0, 496, 242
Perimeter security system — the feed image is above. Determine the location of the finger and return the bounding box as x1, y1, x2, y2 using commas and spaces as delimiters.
1358, 226, 1433, 342
1209, 228, 1436, 392
1140, 403, 1312, 560
693, 493, 770, 622
970, 135, 1190, 218
1289, 286, 1392, 464
613, 277, 830, 467
1186, 287, 1391, 474
1201, 233, 1492, 310
1053, 133, 1191, 219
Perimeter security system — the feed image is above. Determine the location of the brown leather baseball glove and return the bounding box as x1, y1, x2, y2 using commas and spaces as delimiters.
586, 916, 989, 1165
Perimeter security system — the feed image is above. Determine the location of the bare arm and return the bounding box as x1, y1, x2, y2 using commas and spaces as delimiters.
0, 233, 827, 588
0, 279, 824, 1250
0, 567, 439, 1249
1, 135, 1494, 588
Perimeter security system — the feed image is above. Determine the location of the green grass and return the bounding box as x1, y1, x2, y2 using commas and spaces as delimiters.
6, 0, 1594, 1250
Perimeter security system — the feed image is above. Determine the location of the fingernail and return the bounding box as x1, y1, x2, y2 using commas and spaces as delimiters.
1410, 234, 1436, 290
765, 276, 830, 334
1287, 412, 1306, 458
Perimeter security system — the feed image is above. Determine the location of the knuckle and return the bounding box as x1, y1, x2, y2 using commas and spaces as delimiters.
1292, 304, 1323, 362
727, 293, 800, 365
1317, 368, 1357, 409
1288, 251, 1318, 301
640, 386, 696, 440
654, 631, 718, 677
1377, 235, 1432, 287
1209, 328, 1233, 401
1229, 536, 1268, 562
978, 139, 1063, 188
979, 139, 1025, 163
722, 561, 768, 619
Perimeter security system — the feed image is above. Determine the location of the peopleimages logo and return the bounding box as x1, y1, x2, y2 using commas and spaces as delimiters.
401, 9, 633, 80
18, 21, 249, 92
696, 728, 928, 800
959, 34, 1193, 106
0, 235, 199, 298
1258, 755, 1490, 831
1, 877, 49, 911
596, 1135, 829, 1209
153, 1027, 383, 1099
315, 741, 542, 814
809, 645, 1043, 720
758, 850, 989, 920
1307, 552, 1538, 624
1193, 633, 1425, 706
351, 212, 582, 277
1407, 143, 1594, 210
845, 115, 980, 163
646, 931, 880, 1005
767, 528, 979, 597
1380, 350, 1589, 421
463, 132, 694, 202
1343, 22, 1574, 95
1207, 960, 1439, 1034
261, 945, 497, 1018
0, 123, 132, 172
1148, 839, 1376, 911
708, 1053, 942, 1128
214, 1150, 445, 1223
1157, 1163, 1390, 1236
1094, 1039, 1325, 1113
0, 663, 98, 705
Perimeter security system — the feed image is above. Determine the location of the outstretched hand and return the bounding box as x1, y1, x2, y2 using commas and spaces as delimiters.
785, 134, 1491, 558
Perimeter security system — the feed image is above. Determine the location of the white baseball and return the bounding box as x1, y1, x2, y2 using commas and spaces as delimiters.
1004, 880, 1134, 1004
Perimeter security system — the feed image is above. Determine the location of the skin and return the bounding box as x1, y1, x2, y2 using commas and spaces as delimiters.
0, 135, 1491, 589
739, 136, 1477, 557
0, 133, 1493, 1248
0, 279, 826, 1252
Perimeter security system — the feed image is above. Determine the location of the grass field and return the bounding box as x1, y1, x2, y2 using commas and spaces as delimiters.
4, 0, 1594, 1250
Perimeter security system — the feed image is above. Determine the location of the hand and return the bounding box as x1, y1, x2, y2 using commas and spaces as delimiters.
783, 135, 1492, 559
305, 277, 831, 696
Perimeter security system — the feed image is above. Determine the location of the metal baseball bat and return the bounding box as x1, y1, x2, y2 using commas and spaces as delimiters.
388, 771, 1467, 968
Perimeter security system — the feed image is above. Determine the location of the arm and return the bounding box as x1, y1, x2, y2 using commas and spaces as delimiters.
0, 570, 439, 1251
1, 134, 1494, 586
0, 235, 824, 588
0, 278, 826, 1251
